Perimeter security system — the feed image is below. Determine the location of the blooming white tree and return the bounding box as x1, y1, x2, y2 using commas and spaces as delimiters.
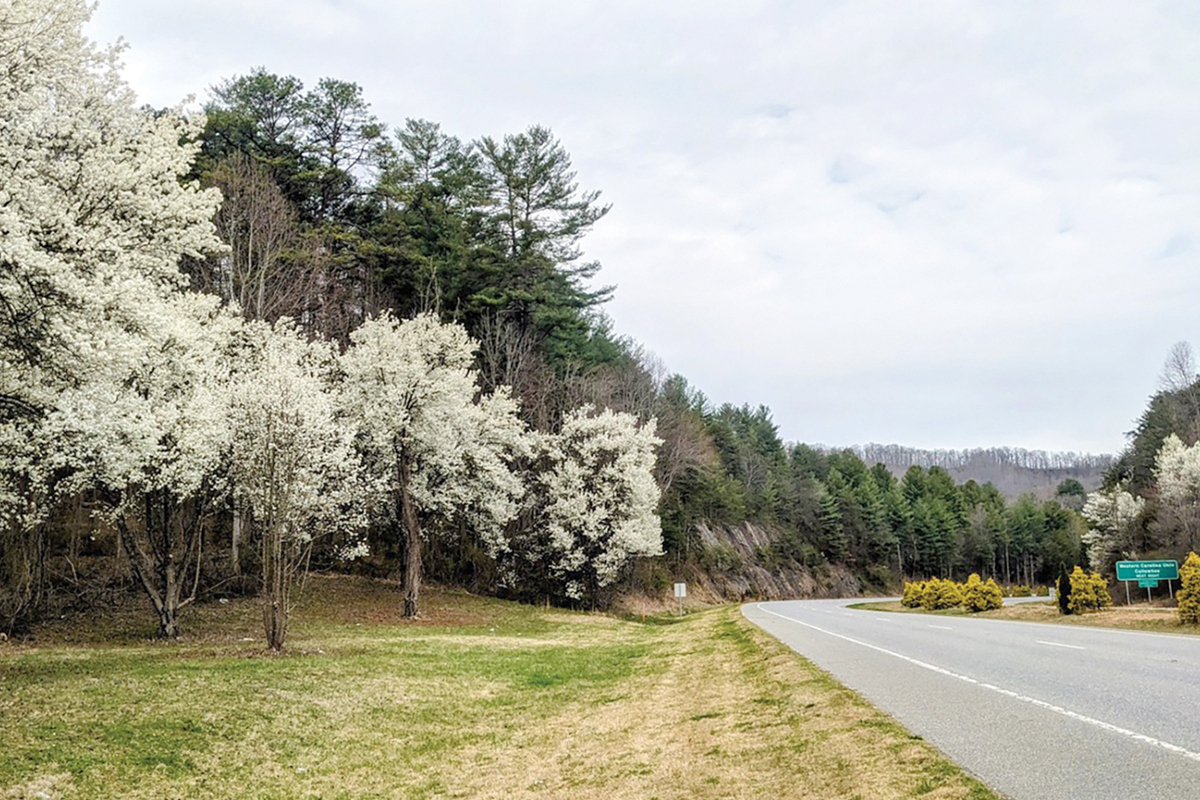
39, 292, 240, 636
81, 295, 235, 627
0, 0, 224, 632
1154, 435, 1200, 503
0, 0, 221, 419
228, 320, 367, 649
514, 405, 663, 603
1081, 487, 1145, 572
1153, 434, 1200, 552
339, 312, 528, 617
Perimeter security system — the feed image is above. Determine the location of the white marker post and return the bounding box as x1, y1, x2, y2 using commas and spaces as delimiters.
674, 582, 687, 616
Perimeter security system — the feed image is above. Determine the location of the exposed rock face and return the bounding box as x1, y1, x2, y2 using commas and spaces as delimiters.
692, 522, 863, 601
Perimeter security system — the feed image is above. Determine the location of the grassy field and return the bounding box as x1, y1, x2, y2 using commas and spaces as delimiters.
1, 576, 999, 800
854, 598, 1194, 634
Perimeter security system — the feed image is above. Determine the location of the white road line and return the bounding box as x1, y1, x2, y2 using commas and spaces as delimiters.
928, 625, 952, 630
874, 617, 892, 622
754, 603, 1200, 763
1037, 640, 1086, 650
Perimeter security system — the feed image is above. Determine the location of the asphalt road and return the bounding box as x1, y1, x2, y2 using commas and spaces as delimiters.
743, 599, 1200, 800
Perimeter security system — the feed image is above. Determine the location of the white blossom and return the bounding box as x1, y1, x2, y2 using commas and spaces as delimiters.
228, 319, 367, 548
0, 0, 223, 527
1081, 486, 1144, 569
339, 312, 528, 615
228, 319, 369, 648
1154, 434, 1200, 505
524, 405, 663, 600
40, 291, 239, 509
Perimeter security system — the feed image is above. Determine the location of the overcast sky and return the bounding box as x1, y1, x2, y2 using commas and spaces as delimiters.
85, 0, 1200, 456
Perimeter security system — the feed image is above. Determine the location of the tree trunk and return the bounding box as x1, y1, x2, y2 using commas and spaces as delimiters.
398, 451, 422, 618
231, 501, 242, 576
263, 522, 287, 651
120, 489, 206, 639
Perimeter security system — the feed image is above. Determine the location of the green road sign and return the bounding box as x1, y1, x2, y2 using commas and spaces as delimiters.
1138, 579, 1160, 588
1116, 560, 1179, 582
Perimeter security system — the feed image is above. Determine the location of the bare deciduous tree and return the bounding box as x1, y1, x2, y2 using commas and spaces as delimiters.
1159, 341, 1197, 394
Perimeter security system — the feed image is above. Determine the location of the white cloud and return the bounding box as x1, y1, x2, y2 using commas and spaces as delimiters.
87, 0, 1200, 453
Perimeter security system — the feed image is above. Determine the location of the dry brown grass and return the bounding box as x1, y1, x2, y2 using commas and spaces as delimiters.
981, 600, 1190, 632
436, 608, 996, 800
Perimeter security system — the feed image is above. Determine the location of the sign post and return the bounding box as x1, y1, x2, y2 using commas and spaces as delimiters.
674, 582, 687, 616
1139, 579, 1158, 602
1116, 560, 1179, 605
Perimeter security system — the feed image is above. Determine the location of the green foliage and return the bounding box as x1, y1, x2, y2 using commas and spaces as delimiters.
1056, 479, 1085, 498
901, 581, 925, 608
1176, 552, 1200, 624
1057, 564, 1073, 615
1055, 479, 1086, 511
961, 574, 1003, 612
700, 543, 743, 573
1011, 584, 1032, 597
1106, 381, 1200, 492
920, 577, 962, 611
1067, 567, 1112, 613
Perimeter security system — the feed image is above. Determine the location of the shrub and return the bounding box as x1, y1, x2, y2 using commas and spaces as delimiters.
901, 581, 925, 609
1011, 584, 1032, 597
1068, 567, 1111, 613
1091, 572, 1113, 608
921, 577, 962, 610
988, 575, 1008, 606
962, 574, 1003, 612
1177, 552, 1200, 624
701, 543, 742, 573
1057, 565, 1072, 615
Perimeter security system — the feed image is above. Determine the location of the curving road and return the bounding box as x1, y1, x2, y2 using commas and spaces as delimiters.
743, 599, 1200, 800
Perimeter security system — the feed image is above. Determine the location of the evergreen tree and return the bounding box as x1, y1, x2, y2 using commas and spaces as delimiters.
1057, 563, 1073, 615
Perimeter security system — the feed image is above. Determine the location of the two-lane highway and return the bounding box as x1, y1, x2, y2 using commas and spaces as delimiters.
744, 600, 1200, 800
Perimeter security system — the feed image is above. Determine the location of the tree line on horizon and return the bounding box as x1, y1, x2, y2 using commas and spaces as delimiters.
848, 444, 1112, 477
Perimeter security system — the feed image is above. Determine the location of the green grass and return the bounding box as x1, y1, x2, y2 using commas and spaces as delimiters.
1, 576, 1003, 799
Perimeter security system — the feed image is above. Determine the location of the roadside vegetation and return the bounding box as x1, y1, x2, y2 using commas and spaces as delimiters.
858, 597, 1198, 635
2, 576, 999, 800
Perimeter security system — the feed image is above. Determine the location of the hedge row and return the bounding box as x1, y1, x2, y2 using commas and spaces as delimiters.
901, 575, 1004, 613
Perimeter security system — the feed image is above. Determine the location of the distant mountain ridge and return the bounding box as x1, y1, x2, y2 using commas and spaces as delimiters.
831, 443, 1114, 499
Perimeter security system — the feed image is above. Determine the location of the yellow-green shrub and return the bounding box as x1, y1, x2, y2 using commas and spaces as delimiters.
962, 573, 1003, 612
1067, 567, 1111, 613
921, 577, 963, 610
1177, 552, 1200, 624
901, 581, 925, 608
1011, 584, 1032, 597
1092, 572, 1113, 608
986, 578, 1007, 606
